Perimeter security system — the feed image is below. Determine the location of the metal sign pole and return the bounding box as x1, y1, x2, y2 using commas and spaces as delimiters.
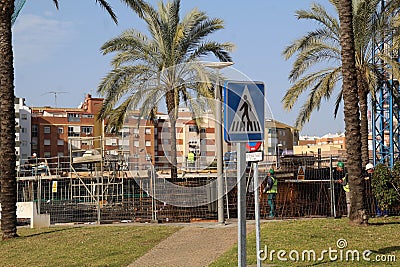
237, 142, 247, 267
252, 161, 261, 267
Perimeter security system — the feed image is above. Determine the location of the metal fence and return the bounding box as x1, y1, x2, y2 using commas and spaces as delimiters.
9, 154, 400, 224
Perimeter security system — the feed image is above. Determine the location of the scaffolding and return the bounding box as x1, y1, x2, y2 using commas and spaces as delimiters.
372, 0, 400, 167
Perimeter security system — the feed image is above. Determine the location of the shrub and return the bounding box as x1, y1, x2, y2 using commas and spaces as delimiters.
371, 163, 399, 211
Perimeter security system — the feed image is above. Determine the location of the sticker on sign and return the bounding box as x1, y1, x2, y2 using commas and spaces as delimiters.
246, 151, 263, 162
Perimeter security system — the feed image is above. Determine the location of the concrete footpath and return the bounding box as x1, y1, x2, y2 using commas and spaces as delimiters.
128, 221, 255, 267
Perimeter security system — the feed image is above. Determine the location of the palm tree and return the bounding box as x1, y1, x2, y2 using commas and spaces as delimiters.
0, 0, 18, 240
282, 0, 386, 167
97, 0, 234, 179
337, 0, 367, 225
0, 0, 146, 240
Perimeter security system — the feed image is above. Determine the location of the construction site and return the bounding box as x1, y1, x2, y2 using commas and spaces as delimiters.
13, 136, 399, 226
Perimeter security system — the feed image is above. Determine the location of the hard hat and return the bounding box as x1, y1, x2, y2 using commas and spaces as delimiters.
269, 169, 275, 174
365, 163, 374, 170
337, 161, 344, 168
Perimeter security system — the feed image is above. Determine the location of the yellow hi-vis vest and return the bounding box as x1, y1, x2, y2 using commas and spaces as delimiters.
342, 174, 350, 192
188, 152, 195, 164
266, 176, 278, 194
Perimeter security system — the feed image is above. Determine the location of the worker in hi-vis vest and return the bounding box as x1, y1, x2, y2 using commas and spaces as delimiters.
337, 161, 350, 217
263, 169, 278, 218
187, 152, 195, 169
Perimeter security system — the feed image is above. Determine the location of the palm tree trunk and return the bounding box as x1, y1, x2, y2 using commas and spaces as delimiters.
357, 73, 370, 167
338, 0, 368, 225
0, 0, 18, 239
169, 118, 178, 179
165, 90, 178, 179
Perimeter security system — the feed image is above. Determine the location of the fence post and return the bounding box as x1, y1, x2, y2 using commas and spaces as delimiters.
329, 155, 337, 217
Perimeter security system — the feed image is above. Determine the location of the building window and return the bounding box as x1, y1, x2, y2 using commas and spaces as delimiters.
81, 126, 93, 134
189, 125, 198, 132
57, 139, 64, 146
32, 124, 38, 137
145, 141, 151, 147
58, 127, 64, 134
134, 141, 139, 147
68, 126, 80, 137
82, 140, 93, 146
145, 128, 151, 135
105, 138, 117, 146
82, 114, 94, 118
44, 126, 51, 134
44, 139, 51, 146
200, 128, 206, 133
44, 152, 51, 158
57, 152, 64, 157
67, 113, 81, 122
21, 114, 27, 120
133, 128, 139, 134
21, 127, 26, 133
31, 137, 38, 149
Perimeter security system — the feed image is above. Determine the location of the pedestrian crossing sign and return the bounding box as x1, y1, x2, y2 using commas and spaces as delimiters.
224, 81, 265, 142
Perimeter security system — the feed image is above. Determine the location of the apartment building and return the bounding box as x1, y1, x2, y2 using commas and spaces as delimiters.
264, 119, 300, 159
15, 97, 32, 170
121, 112, 156, 170
294, 133, 346, 156
30, 94, 104, 158
27, 94, 301, 170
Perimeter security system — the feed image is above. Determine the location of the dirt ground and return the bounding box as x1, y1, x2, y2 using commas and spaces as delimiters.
128, 221, 255, 267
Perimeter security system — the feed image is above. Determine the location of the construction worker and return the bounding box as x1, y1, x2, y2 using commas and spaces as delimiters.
263, 168, 278, 217
337, 161, 350, 217
187, 152, 195, 170
365, 163, 388, 217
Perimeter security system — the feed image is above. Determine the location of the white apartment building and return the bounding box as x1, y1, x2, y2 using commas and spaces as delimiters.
15, 97, 32, 171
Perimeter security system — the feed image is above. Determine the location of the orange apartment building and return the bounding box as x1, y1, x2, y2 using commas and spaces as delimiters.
31, 94, 107, 158
29, 95, 304, 170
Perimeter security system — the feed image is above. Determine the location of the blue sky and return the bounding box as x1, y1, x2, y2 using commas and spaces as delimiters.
12, 0, 344, 136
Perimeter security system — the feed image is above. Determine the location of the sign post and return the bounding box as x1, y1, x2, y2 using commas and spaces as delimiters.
224, 81, 265, 267
237, 143, 247, 267
252, 161, 262, 267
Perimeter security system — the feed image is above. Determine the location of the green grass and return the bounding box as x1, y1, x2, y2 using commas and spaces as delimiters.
211, 216, 400, 266
0, 224, 181, 267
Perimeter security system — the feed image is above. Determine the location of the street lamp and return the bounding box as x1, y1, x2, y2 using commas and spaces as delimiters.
275, 144, 283, 169
202, 61, 234, 224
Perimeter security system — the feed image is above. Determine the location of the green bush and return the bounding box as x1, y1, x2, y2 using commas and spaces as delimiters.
371, 163, 399, 211
391, 161, 400, 200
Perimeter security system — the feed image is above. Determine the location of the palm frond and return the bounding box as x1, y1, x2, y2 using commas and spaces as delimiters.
282, 67, 339, 111
292, 68, 340, 129
96, 0, 118, 24
283, 28, 340, 62
288, 41, 341, 82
